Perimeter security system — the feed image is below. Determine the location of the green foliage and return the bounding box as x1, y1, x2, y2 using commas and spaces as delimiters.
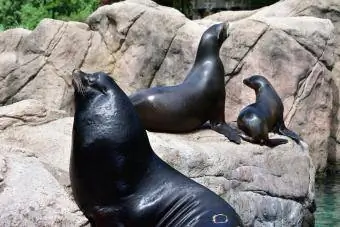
0, 0, 99, 30
0, 0, 24, 29
20, 3, 50, 29
0, 0, 279, 31
57, 0, 99, 22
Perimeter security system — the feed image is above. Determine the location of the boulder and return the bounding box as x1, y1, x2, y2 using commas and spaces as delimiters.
0, 99, 67, 130
0, 146, 87, 226
250, 0, 340, 166
0, 100, 315, 226
0, 0, 336, 173
209, 0, 340, 168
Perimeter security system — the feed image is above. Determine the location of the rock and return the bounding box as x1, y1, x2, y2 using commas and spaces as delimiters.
0, 146, 87, 226
0, 28, 31, 53
149, 131, 314, 226
87, 0, 188, 92
0, 108, 314, 226
0, 0, 337, 224
0, 101, 72, 176
205, 9, 258, 22
221, 16, 334, 173
0, 20, 87, 114
0, 99, 67, 130
248, 0, 340, 165
0, 0, 335, 172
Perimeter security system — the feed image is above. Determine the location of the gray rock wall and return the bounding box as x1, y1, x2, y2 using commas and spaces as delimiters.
0, 100, 314, 226
0, 0, 338, 225
0, 0, 337, 172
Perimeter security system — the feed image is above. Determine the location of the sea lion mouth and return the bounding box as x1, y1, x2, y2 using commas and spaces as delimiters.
72, 69, 86, 94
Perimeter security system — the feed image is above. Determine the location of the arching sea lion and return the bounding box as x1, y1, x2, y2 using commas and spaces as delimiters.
237, 75, 301, 146
129, 22, 241, 144
70, 70, 243, 227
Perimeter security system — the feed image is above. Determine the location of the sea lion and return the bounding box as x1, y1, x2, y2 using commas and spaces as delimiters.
237, 75, 301, 146
129, 22, 241, 144
70, 70, 243, 227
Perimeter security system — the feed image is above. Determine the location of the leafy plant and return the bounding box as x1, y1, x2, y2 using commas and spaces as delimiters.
0, 0, 279, 31
20, 3, 50, 29
0, 0, 99, 30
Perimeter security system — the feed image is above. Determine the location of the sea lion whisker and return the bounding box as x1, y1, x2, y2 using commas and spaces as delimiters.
72, 71, 86, 95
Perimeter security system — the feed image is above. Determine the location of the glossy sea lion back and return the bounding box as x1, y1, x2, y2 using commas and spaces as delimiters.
71, 70, 243, 226
237, 75, 301, 145
129, 22, 241, 144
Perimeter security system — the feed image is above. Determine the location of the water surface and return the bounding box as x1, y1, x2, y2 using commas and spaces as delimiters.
315, 163, 340, 226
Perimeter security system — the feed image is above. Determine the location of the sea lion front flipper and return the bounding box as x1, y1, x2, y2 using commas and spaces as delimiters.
211, 122, 241, 144
278, 124, 301, 144
264, 138, 288, 148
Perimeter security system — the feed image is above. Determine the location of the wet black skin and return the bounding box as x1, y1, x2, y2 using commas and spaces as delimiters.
237, 75, 301, 147
70, 70, 243, 227
129, 22, 241, 144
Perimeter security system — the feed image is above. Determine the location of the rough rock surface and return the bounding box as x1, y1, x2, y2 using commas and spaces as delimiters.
208, 0, 340, 166
0, 100, 315, 226
0, 0, 336, 225
0, 146, 87, 226
0, 0, 336, 173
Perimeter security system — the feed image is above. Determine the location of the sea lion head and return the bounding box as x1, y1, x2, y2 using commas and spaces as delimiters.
197, 22, 229, 56
70, 70, 153, 209
71, 69, 151, 153
72, 69, 113, 100
243, 75, 270, 91
212, 22, 229, 46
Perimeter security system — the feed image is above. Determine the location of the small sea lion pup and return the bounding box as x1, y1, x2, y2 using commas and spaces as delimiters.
237, 75, 302, 146
129, 22, 241, 144
70, 70, 243, 227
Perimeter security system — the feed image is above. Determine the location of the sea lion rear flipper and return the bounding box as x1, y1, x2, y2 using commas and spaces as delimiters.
211, 122, 241, 144
278, 124, 301, 144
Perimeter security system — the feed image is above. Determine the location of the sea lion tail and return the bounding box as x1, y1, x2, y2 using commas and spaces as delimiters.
278, 124, 302, 144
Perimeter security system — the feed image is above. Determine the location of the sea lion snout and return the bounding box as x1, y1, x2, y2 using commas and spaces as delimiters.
216, 22, 229, 43
243, 77, 252, 88
243, 75, 266, 90
72, 70, 109, 95
72, 69, 87, 93
72, 69, 90, 84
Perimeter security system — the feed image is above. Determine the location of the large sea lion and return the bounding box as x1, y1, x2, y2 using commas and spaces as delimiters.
237, 75, 301, 146
70, 70, 243, 227
129, 22, 241, 144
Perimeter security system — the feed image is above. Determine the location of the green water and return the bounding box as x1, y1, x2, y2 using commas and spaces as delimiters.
315, 164, 340, 227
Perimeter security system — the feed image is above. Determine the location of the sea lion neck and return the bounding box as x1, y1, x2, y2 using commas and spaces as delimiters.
74, 88, 153, 155
254, 83, 275, 103
254, 84, 267, 99
194, 35, 221, 65
72, 84, 154, 197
